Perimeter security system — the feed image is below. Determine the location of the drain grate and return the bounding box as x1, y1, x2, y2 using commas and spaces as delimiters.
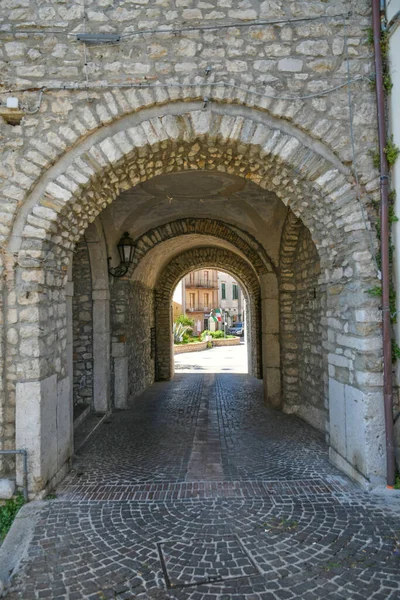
157, 534, 261, 589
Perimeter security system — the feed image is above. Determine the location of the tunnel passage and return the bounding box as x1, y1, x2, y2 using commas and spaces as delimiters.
6, 105, 383, 493
68, 169, 326, 433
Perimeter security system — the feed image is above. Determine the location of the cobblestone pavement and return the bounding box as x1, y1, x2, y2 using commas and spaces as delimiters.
6, 374, 400, 600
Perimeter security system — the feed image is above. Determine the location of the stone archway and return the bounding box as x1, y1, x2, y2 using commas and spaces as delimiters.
2, 102, 385, 492
154, 246, 263, 385
128, 217, 275, 278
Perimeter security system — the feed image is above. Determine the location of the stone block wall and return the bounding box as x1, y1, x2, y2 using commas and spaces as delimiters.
293, 225, 325, 430
72, 240, 93, 408
111, 279, 155, 403
174, 341, 208, 354
280, 214, 325, 431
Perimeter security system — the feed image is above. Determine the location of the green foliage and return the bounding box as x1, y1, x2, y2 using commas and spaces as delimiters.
206, 341, 212, 349
366, 27, 374, 45
392, 342, 400, 363
383, 72, 393, 93
366, 286, 382, 298
389, 205, 399, 224
200, 329, 235, 340
385, 136, 400, 168
173, 322, 191, 343
395, 474, 400, 490
174, 314, 194, 328
0, 493, 25, 540
200, 329, 212, 341
370, 150, 380, 170
380, 31, 389, 58
211, 330, 226, 339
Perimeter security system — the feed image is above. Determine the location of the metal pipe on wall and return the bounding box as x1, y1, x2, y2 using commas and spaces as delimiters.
372, 0, 396, 487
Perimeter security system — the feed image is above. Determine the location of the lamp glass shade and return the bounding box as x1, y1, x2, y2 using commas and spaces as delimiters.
117, 232, 135, 264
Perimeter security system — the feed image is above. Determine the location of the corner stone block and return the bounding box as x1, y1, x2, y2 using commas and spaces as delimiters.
263, 333, 280, 369
114, 356, 128, 409
264, 367, 282, 409
262, 299, 279, 334
328, 377, 346, 457
16, 374, 58, 492
57, 376, 73, 469
260, 273, 278, 299
0, 479, 16, 500
329, 378, 386, 486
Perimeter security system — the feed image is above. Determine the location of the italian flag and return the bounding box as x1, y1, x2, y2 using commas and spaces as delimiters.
210, 308, 223, 323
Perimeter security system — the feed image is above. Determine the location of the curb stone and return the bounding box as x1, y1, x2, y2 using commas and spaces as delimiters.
0, 501, 46, 598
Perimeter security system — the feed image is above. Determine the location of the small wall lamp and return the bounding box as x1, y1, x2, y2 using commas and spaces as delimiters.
108, 232, 136, 278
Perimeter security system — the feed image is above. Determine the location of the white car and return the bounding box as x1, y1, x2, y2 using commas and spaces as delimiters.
228, 323, 244, 336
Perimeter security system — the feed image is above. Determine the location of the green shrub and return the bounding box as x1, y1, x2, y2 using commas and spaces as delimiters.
174, 314, 195, 328
0, 493, 25, 541
211, 330, 225, 338
385, 135, 400, 168
200, 330, 211, 341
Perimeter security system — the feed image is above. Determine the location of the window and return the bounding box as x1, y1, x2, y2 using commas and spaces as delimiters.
221, 282, 226, 300
189, 293, 195, 308
203, 293, 209, 308
232, 283, 238, 300
204, 271, 209, 281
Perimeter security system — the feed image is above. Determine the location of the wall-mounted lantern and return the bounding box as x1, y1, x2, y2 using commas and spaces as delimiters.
108, 232, 136, 278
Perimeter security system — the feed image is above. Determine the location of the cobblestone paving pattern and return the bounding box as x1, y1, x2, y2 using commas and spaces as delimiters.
6, 374, 400, 600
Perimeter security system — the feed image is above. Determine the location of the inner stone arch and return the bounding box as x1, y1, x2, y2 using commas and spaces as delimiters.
154, 246, 262, 383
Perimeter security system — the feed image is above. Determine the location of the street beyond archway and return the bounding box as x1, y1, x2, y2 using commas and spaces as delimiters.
175, 343, 248, 374
6, 373, 400, 599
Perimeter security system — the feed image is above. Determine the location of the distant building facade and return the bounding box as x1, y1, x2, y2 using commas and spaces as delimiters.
183, 269, 219, 333
218, 273, 244, 328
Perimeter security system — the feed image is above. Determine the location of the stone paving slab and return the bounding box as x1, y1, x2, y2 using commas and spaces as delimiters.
57, 478, 351, 503
5, 373, 400, 599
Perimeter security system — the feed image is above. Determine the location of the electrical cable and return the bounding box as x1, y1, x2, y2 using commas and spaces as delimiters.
21, 87, 46, 114
343, 18, 381, 278
0, 75, 372, 101
0, 12, 352, 39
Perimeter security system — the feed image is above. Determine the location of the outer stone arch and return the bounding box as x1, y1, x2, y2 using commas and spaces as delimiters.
154, 246, 264, 389
4, 101, 386, 491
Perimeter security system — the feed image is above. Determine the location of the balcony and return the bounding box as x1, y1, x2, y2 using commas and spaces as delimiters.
187, 306, 211, 313
185, 279, 218, 289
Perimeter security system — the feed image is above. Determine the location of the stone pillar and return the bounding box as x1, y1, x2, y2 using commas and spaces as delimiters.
260, 272, 281, 408
155, 300, 174, 381
112, 339, 128, 409
66, 281, 74, 411
92, 289, 110, 413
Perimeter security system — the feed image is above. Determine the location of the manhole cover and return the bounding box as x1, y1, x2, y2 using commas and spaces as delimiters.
157, 534, 260, 589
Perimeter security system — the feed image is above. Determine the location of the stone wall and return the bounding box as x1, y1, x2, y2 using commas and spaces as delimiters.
293, 226, 325, 430
111, 280, 155, 403
280, 214, 325, 431
213, 337, 241, 347
174, 341, 208, 354
0, 0, 389, 489
72, 240, 93, 409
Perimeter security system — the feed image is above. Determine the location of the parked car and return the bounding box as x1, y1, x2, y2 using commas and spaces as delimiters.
227, 322, 244, 336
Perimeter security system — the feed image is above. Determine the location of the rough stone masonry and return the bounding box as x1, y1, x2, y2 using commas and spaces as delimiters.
0, 0, 393, 495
